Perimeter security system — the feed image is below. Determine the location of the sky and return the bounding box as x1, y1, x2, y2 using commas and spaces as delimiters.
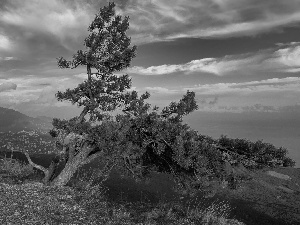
0, 0, 299, 166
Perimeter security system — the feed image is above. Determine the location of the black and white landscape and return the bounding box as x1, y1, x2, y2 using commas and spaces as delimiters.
0, 1, 300, 224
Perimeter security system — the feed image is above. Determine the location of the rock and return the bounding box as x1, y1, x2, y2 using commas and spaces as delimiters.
277, 186, 294, 193
266, 171, 291, 180
223, 160, 233, 176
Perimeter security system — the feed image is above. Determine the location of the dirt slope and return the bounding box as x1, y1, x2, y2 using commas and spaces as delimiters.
218, 167, 300, 225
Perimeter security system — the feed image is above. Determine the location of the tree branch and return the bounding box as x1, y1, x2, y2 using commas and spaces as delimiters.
96, 161, 117, 183
122, 110, 136, 118
87, 64, 96, 107
123, 156, 137, 177
212, 144, 249, 159
24, 152, 48, 174
81, 150, 104, 166
159, 138, 172, 149
78, 107, 89, 123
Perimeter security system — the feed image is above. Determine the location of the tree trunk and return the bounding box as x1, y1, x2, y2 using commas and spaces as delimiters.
42, 160, 59, 185
49, 145, 96, 186
24, 140, 104, 187
50, 157, 83, 186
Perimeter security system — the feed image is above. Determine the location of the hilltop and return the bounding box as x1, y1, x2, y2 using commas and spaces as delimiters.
0, 107, 53, 133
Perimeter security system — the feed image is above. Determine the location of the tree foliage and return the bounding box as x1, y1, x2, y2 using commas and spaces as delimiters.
55, 2, 136, 123
217, 135, 295, 168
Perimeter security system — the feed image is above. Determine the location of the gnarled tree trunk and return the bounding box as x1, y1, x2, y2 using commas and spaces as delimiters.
24, 143, 104, 187
50, 145, 91, 186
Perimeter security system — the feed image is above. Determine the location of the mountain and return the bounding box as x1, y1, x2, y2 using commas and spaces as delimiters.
0, 107, 53, 133
0, 107, 55, 155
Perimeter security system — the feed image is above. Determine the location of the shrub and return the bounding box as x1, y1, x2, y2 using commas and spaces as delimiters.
217, 135, 295, 168
143, 196, 243, 225
0, 155, 36, 178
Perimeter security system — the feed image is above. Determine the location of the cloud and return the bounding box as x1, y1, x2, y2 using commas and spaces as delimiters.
0, 76, 80, 109
3, 56, 15, 60
196, 97, 219, 110
266, 43, 300, 72
0, 0, 94, 51
0, 0, 299, 63
128, 42, 300, 76
242, 104, 276, 112
145, 86, 179, 94
129, 64, 183, 75
0, 82, 17, 92
186, 76, 300, 112
140, 76, 300, 112
208, 97, 218, 106
0, 0, 102, 76
1, 75, 299, 116
0, 34, 12, 51
127, 55, 259, 76
116, 0, 300, 43
219, 103, 300, 113
187, 77, 300, 96
0, 0, 299, 81
0, 1, 133, 80
142, 77, 300, 99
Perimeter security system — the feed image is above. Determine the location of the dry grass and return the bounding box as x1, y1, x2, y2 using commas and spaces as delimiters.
0, 154, 35, 177
0, 155, 244, 224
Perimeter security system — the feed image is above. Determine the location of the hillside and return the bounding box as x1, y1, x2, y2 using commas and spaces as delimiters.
0, 107, 53, 133
0, 108, 299, 224
0, 107, 55, 155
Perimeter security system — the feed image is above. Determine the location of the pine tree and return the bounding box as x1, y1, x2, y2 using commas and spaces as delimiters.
24, 2, 138, 186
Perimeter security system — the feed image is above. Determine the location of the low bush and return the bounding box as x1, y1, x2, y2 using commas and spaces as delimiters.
0, 154, 36, 178
217, 135, 296, 168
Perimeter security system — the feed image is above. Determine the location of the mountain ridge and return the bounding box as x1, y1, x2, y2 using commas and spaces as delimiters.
0, 107, 53, 133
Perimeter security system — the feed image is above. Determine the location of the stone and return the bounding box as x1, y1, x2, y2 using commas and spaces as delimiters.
223, 160, 233, 176
277, 186, 294, 193
266, 171, 291, 180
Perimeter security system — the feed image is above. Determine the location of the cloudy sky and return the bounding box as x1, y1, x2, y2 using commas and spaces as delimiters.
0, 0, 299, 164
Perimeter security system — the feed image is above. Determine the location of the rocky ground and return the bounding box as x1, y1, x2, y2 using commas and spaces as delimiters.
1, 150, 299, 224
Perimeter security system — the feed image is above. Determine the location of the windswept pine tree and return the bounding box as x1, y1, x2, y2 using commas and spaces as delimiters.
24, 2, 137, 186
23, 2, 295, 197
22, 2, 203, 191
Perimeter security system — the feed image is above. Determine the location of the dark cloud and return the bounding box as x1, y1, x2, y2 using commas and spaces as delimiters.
197, 97, 219, 108
209, 97, 218, 106
115, 0, 300, 43
38, 83, 52, 86
218, 106, 239, 111
233, 82, 287, 89
0, 0, 10, 10
0, 0, 99, 79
